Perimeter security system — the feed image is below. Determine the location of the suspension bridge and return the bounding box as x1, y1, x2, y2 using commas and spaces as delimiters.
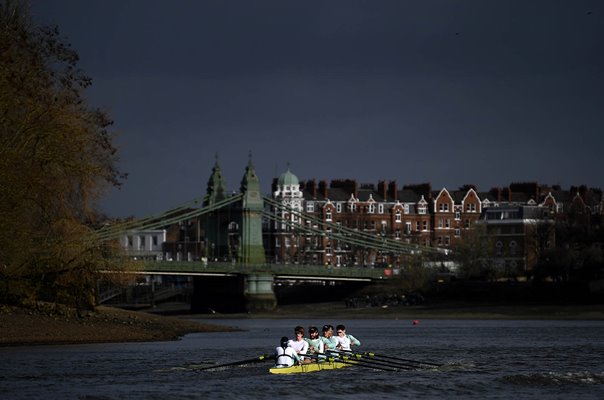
96, 161, 448, 312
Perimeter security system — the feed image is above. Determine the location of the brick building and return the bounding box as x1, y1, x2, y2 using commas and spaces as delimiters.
269, 168, 603, 276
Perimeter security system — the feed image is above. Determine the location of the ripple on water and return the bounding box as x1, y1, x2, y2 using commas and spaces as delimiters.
501, 371, 604, 386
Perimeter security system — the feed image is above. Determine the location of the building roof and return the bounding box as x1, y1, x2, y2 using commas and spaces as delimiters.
277, 168, 299, 187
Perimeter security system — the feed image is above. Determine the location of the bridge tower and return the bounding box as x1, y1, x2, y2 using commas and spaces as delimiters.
238, 157, 266, 264
238, 157, 276, 311
203, 155, 229, 260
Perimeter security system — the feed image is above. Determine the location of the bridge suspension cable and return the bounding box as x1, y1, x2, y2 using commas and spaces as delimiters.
97, 194, 243, 242
263, 196, 446, 256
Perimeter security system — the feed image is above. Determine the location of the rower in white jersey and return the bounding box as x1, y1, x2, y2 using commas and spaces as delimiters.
334, 324, 361, 351
288, 326, 310, 362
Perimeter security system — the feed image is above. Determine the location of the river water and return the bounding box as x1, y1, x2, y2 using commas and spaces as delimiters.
1, 318, 604, 399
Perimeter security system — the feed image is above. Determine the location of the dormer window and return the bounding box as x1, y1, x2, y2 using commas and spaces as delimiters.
395, 210, 402, 222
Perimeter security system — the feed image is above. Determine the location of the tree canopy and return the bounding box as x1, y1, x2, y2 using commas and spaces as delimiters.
0, 1, 126, 309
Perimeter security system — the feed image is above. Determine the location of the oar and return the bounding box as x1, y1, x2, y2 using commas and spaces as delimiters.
327, 350, 416, 370
320, 352, 400, 372
326, 350, 416, 370
195, 354, 274, 371
348, 350, 443, 368
304, 352, 398, 372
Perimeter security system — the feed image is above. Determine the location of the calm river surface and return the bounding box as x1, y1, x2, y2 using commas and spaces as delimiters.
1, 318, 604, 399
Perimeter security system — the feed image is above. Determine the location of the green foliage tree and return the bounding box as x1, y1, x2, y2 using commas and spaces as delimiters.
0, 1, 126, 310
453, 223, 497, 280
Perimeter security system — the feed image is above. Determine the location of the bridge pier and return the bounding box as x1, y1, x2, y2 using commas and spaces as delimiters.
244, 274, 277, 312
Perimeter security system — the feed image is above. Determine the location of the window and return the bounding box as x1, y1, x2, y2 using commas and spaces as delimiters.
139, 236, 145, 250
416, 221, 420, 231
275, 237, 280, 247
152, 236, 158, 247
395, 229, 401, 238
395, 210, 402, 222
455, 211, 461, 220
378, 204, 384, 214
336, 203, 342, 213
455, 228, 461, 236
438, 218, 443, 228
423, 221, 428, 231
465, 219, 471, 228
306, 202, 314, 212
445, 236, 450, 246
368, 204, 375, 214
405, 222, 411, 234
445, 219, 450, 228
404, 204, 409, 214
509, 241, 517, 256
466, 203, 477, 212
439, 203, 449, 212
418, 204, 427, 214
326, 210, 332, 221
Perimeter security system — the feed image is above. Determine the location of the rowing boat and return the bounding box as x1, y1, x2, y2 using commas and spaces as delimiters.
269, 360, 353, 374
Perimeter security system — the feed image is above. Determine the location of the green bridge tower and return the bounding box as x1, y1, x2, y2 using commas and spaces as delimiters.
193, 156, 276, 312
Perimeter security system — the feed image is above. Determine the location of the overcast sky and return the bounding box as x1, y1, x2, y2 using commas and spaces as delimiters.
32, 0, 603, 218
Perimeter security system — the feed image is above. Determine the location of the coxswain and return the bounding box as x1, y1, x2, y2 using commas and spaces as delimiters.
274, 336, 300, 368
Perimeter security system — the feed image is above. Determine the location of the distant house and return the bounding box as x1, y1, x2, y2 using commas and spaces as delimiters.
477, 205, 555, 276
120, 229, 167, 261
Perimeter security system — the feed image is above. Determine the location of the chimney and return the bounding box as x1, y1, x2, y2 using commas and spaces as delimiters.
319, 180, 328, 198
307, 179, 317, 198
378, 181, 388, 200
502, 187, 511, 202
489, 187, 501, 202
388, 181, 398, 201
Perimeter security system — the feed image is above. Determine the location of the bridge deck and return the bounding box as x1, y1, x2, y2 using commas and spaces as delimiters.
137, 261, 388, 281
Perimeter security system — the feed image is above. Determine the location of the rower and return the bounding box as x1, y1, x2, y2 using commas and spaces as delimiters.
334, 324, 360, 351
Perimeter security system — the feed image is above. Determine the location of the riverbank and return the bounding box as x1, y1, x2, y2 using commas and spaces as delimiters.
2, 300, 603, 347
179, 300, 604, 321
0, 303, 238, 347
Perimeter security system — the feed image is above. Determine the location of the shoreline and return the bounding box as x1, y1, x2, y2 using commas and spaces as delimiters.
0, 303, 238, 347
190, 300, 604, 321
2, 301, 603, 347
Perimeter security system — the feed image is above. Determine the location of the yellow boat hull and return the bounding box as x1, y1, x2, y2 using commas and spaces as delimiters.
269, 360, 352, 374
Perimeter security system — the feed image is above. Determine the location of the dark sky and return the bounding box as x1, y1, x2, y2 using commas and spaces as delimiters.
32, 0, 604, 218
